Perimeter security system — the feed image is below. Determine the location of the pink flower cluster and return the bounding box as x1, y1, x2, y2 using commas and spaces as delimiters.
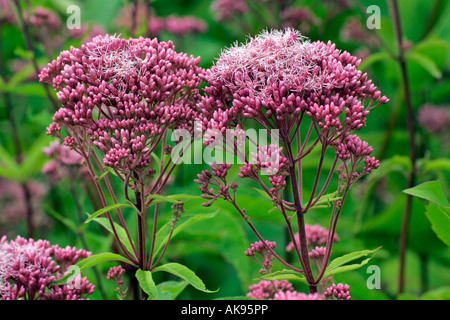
418, 103, 450, 134
0, 0, 15, 25
281, 7, 319, 34
106, 266, 125, 280
211, 0, 249, 22
40, 34, 204, 181
106, 265, 127, 299
273, 291, 321, 300
324, 283, 351, 300
247, 280, 322, 300
0, 179, 47, 235
195, 163, 234, 203
0, 236, 94, 300
247, 280, 293, 299
197, 28, 387, 181
309, 246, 327, 259
115, 3, 206, 38
29, 6, 61, 30
165, 15, 207, 36
42, 140, 89, 183
286, 224, 339, 252
244, 240, 276, 273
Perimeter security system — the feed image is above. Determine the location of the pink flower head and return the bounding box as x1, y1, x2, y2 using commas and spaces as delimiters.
165, 15, 207, 36
324, 283, 351, 300
29, 7, 62, 30
40, 34, 205, 178
42, 140, 88, 183
198, 28, 386, 178
106, 265, 125, 280
0, 0, 15, 25
247, 280, 293, 300
273, 290, 322, 300
287, 224, 339, 252
0, 236, 93, 300
211, 0, 248, 22
418, 103, 450, 134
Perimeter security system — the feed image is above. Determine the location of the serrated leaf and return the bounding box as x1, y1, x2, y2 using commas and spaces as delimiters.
425, 202, 450, 246
323, 256, 374, 279
156, 280, 188, 300
152, 262, 218, 293
136, 269, 158, 300
403, 180, 450, 207
322, 247, 381, 280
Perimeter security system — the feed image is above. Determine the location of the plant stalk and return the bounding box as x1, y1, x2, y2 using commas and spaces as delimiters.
389, 0, 418, 295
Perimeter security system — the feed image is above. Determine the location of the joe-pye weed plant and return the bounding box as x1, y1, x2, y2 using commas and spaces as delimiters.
39, 34, 215, 298
195, 29, 389, 294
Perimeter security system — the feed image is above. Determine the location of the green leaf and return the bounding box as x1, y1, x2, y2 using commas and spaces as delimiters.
306, 191, 342, 210
6, 62, 35, 87
422, 158, 450, 173
358, 51, 392, 70
152, 211, 218, 262
165, 194, 202, 201
96, 169, 110, 181
18, 134, 52, 182
152, 262, 217, 293
406, 51, 442, 79
0, 145, 20, 181
85, 203, 133, 224
156, 281, 188, 300
146, 193, 184, 205
92, 217, 136, 259
322, 247, 381, 280
51, 252, 136, 286
136, 269, 158, 300
259, 269, 307, 283
420, 286, 450, 300
7, 83, 46, 97
403, 180, 450, 207
251, 187, 272, 201
425, 202, 450, 246
14, 47, 34, 60
323, 256, 375, 279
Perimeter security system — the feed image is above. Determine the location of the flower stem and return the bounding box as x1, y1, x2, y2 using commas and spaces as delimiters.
389, 0, 418, 295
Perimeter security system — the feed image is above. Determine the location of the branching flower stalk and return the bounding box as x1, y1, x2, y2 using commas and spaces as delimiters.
195, 29, 388, 293
40, 34, 205, 272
